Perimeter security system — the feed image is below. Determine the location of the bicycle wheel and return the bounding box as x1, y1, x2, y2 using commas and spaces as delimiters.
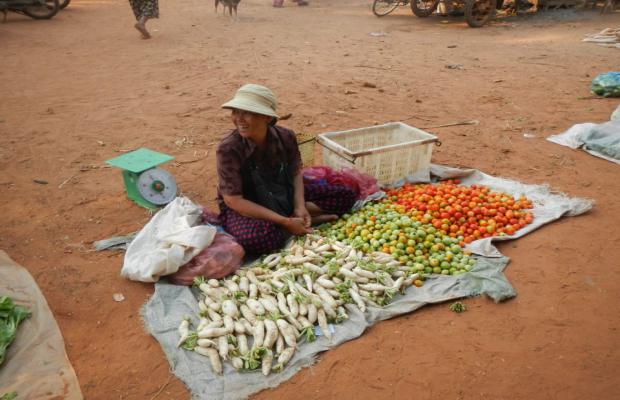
59, 0, 70, 9
465, 0, 496, 27
410, 0, 440, 17
372, 0, 400, 16
24, 0, 59, 19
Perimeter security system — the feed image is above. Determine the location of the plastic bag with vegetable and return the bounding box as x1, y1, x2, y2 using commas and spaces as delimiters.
590, 72, 620, 98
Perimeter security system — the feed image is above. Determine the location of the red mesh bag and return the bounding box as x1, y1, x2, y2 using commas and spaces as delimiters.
167, 233, 245, 285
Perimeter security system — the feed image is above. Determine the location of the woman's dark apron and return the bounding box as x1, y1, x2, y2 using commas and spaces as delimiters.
241, 134, 295, 217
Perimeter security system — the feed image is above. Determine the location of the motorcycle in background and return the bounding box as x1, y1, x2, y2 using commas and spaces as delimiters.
0, 0, 59, 20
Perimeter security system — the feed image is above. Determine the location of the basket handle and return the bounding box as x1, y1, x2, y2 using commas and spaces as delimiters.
316, 139, 357, 164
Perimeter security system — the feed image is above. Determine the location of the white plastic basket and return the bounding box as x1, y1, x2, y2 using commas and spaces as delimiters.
317, 122, 439, 186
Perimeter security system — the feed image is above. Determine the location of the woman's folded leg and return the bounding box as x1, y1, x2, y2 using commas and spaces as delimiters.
304, 183, 357, 217
220, 206, 288, 254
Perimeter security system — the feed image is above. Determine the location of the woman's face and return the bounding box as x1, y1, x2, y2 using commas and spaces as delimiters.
231, 109, 271, 141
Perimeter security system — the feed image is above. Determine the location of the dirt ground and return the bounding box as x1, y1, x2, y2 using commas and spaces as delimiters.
1, 0, 619, 399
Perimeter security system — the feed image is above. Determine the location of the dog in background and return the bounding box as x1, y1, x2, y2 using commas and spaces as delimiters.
215, 0, 241, 20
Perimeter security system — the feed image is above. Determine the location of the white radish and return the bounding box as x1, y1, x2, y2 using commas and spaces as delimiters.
239, 277, 250, 294
276, 292, 291, 316
303, 249, 318, 258
231, 356, 244, 371
322, 304, 338, 319
302, 274, 313, 293
239, 318, 254, 334
206, 320, 224, 329
315, 244, 331, 253
198, 300, 208, 313
276, 334, 284, 354
207, 279, 220, 288
222, 299, 240, 318
307, 303, 318, 324
217, 335, 229, 360
317, 309, 332, 340
259, 296, 279, 314
198, 327, 229, 338
176, 318, 190, 348
223, 280, 240, 293
197, 317, 209, 332
246, 299, 266, 315
275, 319, 297, 347
252, 321, 265, 348
223, 315, 234, 333
342, 261, 357, 270
353, 267, 376, 279
249, 283, 258, 298
204, 296, 221, 311
263, 253, 279, 264
246, 270, 259, 285
359, 283, 390, 292
234, 321, 246, 335
197, 338, 216, 348
337, 306, 349, 320
392, 277, 405, 291
316, 276, 336, 289
261, 349, 274, 376
349, 288, 366, 312
257, 282, 273, 296
298, 300, 308, 316
314, 285, 338, 310
303, 262, 325, 274
206, 308, 223, 321
263, 319, 279, 349
237, 334, 249, 356
327, 289, 340, 298
286, 294, 299, 317
194, 347, 223, 375
276, 347, 295, 368
339, 268, 358, 280
271, 278, 286, 290
286, 314, 304, 332
240, 304, 258, 325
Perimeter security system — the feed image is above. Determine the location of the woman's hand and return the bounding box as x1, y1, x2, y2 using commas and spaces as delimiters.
293, 206, 311, 228
281, 217, 312, 236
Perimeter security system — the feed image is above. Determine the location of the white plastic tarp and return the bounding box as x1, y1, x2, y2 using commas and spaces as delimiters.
0, 251, 83, 400
141, 165, 593, 400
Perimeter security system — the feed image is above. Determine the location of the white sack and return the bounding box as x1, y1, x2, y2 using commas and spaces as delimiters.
121, 197, 217, 282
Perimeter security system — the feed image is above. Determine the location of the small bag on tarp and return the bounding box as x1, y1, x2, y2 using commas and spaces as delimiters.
167, 233, 245, 285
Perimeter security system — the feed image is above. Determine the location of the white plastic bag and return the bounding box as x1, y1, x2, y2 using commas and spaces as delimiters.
121, 197, 217, 282
547, 120, 620, 164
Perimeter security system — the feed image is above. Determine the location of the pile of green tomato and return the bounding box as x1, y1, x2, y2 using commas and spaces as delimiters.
318, 202, 476, 276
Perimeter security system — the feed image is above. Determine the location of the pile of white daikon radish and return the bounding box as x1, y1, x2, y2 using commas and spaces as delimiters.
177, 233, 421, 376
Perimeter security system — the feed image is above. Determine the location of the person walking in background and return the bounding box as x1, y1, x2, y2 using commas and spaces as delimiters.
129, 0, 159, 39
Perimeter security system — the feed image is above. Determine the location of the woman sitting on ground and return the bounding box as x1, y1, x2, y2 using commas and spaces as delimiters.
213, 84, 356, 254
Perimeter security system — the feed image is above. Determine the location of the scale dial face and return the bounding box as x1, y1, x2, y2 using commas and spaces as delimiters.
137, 168, 177, 205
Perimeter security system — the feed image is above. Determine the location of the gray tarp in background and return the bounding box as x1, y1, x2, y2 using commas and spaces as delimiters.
141, 165, 593, 400
0, 251, 83, 400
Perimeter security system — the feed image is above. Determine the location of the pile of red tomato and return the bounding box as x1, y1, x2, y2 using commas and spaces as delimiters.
384, 180, 534, 246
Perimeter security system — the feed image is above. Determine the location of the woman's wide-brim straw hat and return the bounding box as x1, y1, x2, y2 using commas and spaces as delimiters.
221, 84, 279, 119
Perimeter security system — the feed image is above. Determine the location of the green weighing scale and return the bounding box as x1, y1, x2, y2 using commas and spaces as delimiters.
106, 148, 177, 210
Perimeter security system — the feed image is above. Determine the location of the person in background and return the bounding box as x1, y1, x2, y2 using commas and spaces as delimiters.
129, 0, 158, 39
213, 84, 356, 254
